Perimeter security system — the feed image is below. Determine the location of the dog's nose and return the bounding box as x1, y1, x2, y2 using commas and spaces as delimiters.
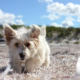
19, 53, 25, 60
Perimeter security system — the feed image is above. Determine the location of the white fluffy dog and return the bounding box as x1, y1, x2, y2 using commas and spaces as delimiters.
3, 24, 50, 73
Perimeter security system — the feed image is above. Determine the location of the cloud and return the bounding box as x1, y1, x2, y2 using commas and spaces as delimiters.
42, 2, 80, 21
16, 19, 24, 25
0, 9, 15, 25
50, 16, 75, 27
41, 13, 59, 20
50, 21, 74, 28
65, 16, 75, 21
50, 20, 74, 28
0, 9, 24, 25
47, 2, 80, 17
50, 23, 62, 27
62, 20, 74, 28
62, 17, 74, 27
17, 15, 23, 18
77, 19, 80, 22
77, 17, 80, 22
39, 0, 53, 3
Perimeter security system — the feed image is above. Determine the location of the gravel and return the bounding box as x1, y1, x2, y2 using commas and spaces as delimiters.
0, 43, 80, 80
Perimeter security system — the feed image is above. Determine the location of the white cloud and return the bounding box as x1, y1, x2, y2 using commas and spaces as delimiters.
0, 9, 15, 25
50, 23, 62, 27
77, 19, 80, 22
41, 13, 59, 20
47, 2, 80, 17
62, 20, 74, 28
50, 16, 75, 27
42, 2, 80, 20
17, 15, 23, 18
62, 17, 74, 27
39, 0, 53, 3
0, 9, 24, 25
77, 17, 80, 22
66, 16, 75, 21
16, 19, 24, 25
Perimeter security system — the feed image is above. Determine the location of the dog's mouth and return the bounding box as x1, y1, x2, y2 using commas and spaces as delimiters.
20, 59, 25, 61
21, 58, 25, 60
20, 58, 26, 62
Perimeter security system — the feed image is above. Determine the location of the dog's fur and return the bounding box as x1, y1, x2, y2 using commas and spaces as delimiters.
3, 24, 50, 73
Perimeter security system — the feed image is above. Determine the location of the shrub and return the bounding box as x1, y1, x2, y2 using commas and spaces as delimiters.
11, 25, 24, 29
0, 34, 3, 38
56, 38, 62, 43
74, 41, 79, 44
65, 40, 70, 44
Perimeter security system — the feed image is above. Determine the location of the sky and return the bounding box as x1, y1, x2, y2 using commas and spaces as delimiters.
1, 0, 80, 27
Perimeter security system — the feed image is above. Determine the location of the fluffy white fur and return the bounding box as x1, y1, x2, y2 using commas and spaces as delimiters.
3, 24, 50, 73
76, 56, 80, 75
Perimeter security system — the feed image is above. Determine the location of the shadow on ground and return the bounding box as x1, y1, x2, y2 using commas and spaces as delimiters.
0, 66, 13, 75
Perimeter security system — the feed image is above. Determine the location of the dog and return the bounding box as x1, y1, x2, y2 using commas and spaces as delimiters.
3, 24, 50, 73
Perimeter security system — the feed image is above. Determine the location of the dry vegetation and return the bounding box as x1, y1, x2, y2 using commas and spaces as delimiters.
0, 43, 80, 80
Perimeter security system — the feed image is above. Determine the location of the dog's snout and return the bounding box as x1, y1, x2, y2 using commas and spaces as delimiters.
19, 53, 25, 60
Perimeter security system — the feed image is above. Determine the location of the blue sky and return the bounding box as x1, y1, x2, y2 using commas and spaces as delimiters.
0, 0, 80, 27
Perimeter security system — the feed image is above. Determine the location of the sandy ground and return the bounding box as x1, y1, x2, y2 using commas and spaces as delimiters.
0, 43, 80, 80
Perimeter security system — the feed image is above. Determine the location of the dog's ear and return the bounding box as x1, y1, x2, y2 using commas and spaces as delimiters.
31, 25, 41, 38
40, 25, 46, 37
3, 24, 16, 44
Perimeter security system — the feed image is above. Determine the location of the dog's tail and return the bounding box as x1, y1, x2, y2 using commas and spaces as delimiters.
40, 25, 46, 37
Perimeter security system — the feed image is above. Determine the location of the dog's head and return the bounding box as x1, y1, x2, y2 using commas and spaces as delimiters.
3, 24, 41, 62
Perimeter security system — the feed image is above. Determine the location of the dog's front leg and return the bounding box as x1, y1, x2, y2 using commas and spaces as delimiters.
10, 61, 22, 73
25, 53, 45, 72
42, 51, 50, 66
42, 53, 50, 66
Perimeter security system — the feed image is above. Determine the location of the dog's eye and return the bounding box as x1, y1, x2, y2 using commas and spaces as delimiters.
25, 43, 30, 47
15, 43, 19, 47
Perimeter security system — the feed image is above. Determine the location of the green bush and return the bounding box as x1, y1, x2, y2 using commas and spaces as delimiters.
74, 41, 79, 44
56, 39, 62, 43
65, 40, 70, 44
0, 34, 3, 38
0, 24, 80, 40
47, 32, 53, 38
11, 25, 25, 29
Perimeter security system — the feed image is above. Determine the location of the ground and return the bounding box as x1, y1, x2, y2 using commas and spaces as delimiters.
0, 42, 80, 80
